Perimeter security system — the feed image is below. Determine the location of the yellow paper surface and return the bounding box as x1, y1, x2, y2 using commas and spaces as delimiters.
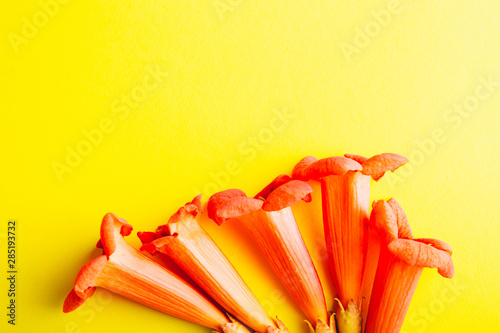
1, 1, 499, 332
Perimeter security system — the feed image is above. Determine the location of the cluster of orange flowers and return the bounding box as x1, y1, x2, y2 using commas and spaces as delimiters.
63, 153, 454, 333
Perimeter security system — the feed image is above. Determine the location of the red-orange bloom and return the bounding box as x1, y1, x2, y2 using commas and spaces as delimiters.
292, 153, 408, 332
365, 199, 454, 333
208, 175, 333, 332
63, 213, 250, 333
139, 195, 285, 333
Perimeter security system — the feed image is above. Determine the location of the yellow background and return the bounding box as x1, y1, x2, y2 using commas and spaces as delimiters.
1, 0, 499, 332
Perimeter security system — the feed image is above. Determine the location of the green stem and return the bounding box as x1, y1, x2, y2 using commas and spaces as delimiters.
305, 314, 337, 333
335, 299, 361, 333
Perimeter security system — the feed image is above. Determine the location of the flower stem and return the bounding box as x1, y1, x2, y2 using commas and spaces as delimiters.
335, 299, 362, 333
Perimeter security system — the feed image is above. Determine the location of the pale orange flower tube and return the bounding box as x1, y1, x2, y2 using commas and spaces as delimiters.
62, 213, 250, 333
365, 199, 454, 333
138, 195, 287, 333
208, 175, 334, 333
292, 153, 408, 333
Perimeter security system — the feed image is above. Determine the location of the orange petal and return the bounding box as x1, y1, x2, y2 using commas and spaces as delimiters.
139, 235, 172, 254
167, 194, 204, 226
386, 198, 413, 239
120, 223, 133, 236
413, 238, 453, 255
100, 213, 119, 257
188, 193, 203, 213
360, 153, 408, 180
254, 174, 293, 200
344, 154, 368, 164
303, 156, 362, 179
388, 239, 455, 278
63, 287, 95, 313
208, 190, 263, 225
207, 189, 247, 222
100, 213, 133, 257
369, 200, 398, 244
262, 180, 312, 211
208, 189, 246, 209
74, 255, 108, 298
292, 156, 318, 180
137, 231, 159, 245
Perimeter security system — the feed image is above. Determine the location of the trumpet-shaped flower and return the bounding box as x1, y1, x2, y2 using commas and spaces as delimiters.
365, 199, 454, 333
139, 195, 286, 333
63, 212, 250, 333
208, 175, 334, 332
292, 153, 408, 332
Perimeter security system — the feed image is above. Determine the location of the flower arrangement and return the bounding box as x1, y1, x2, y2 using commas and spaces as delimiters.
63, 152, 454, 333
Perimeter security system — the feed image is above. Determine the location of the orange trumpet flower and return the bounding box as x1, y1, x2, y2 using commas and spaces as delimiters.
207, 175, 334, 333
365, 199, 454, 333
63, 213, 250, 333
138, 195, 287, 333
292, 153, 408, 333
